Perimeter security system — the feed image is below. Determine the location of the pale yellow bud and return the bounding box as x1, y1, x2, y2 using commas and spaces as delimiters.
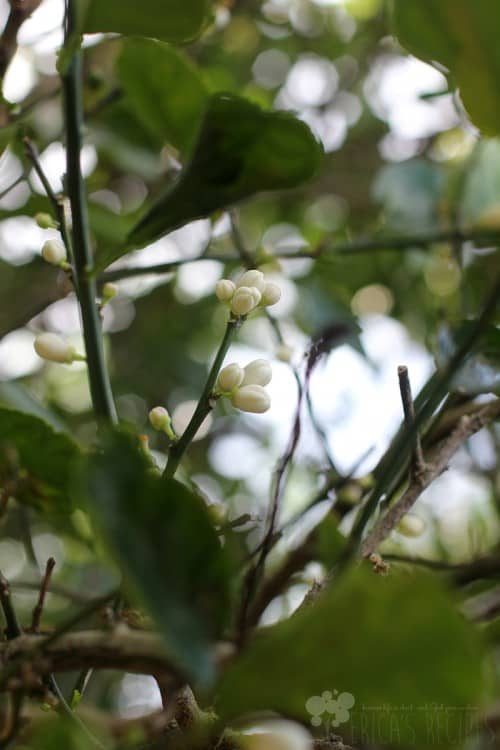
217, 363, 244, 393
41, 239, 67, 266
215, 279, 236, 302
242, 359, 272, 387
397, 513, 426, 538
276, 344, 293, 363
231, 384, 271, 413
261, 281, 281, 307
34, 333, 80, 364
148, 406, 176, 440
237, 269, 266, 293
231, 286, 260, 316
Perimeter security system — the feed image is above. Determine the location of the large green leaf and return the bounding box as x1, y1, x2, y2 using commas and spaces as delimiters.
118, 39, 207, 154
80, 0, 211, 44
128, 93, 323, 248
80, 431, 231, 685
392, 0, 500, 135
0, 407, 79, 514
216, 569, 484, 746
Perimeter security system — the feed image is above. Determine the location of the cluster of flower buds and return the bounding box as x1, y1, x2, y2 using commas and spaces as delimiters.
215, 270, 281, 317
41, 239, 70, 270
215, 358, 272, 413
34, 333, 85, 364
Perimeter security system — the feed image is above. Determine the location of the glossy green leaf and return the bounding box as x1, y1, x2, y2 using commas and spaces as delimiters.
0, 407, 79, 513
80, 431, 231, 685
216, 569, 484, 745
80, 0, 211, 44
118, 40, 207, 154
392, 0, 500, 135
128, 93, 323, 247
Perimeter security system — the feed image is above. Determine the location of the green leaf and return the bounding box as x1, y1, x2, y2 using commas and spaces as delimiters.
392, 0, 500, 135
128, 93, 323, 247
80, 0, 211, 44
118, 39, 207, 154
216, 569, 484, 746
0, 407, 80, 514
80, 431, 231, 685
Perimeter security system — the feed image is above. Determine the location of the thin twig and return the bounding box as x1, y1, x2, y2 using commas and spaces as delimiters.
98, 230, 500, 282
0, 571, 22, 640
397, 365, 425, 479
237, 368, 303, 641
30, 558, 56, 633
361, 398, 500, 558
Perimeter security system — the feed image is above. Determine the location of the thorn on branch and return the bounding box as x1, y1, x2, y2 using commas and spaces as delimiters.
397, 365, 425, 481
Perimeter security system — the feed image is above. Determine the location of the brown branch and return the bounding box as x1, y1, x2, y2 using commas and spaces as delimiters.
0, 570, 22, 640
361, 398, 500, 558
0, 629, 233, 691
30, 558, 56, 633
0, 0, 42, 83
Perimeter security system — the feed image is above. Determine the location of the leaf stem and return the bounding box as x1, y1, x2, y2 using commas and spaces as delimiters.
163, 317, 242, 478
60, 0, 117, 425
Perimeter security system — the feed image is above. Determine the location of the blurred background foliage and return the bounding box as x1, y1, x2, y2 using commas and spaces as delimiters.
0, 0, 500, 743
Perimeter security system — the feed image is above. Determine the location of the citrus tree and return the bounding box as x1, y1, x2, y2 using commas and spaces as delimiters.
0, 0, 499, 748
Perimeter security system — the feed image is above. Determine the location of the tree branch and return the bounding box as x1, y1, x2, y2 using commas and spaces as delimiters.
361, 398, 500, 558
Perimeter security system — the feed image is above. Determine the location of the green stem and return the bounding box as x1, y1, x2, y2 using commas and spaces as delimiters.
163, 318, 242, 479
61, 0, 117, 425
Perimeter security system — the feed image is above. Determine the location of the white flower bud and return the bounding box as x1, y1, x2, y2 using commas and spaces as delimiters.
231, 286, 260, 316
261, 281, 281, 307
276, 344, 293, 363
242, 359, 272, 387
215, 279, 236, 302
231, 384, 271, 413
397, 513, 426, 538
249, 286, 262, 306
41, 239, 67, 266
34, 333, 79, 364
242, 721, 311, 750
237, 269, 266, 293
217, 363, 244, 393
